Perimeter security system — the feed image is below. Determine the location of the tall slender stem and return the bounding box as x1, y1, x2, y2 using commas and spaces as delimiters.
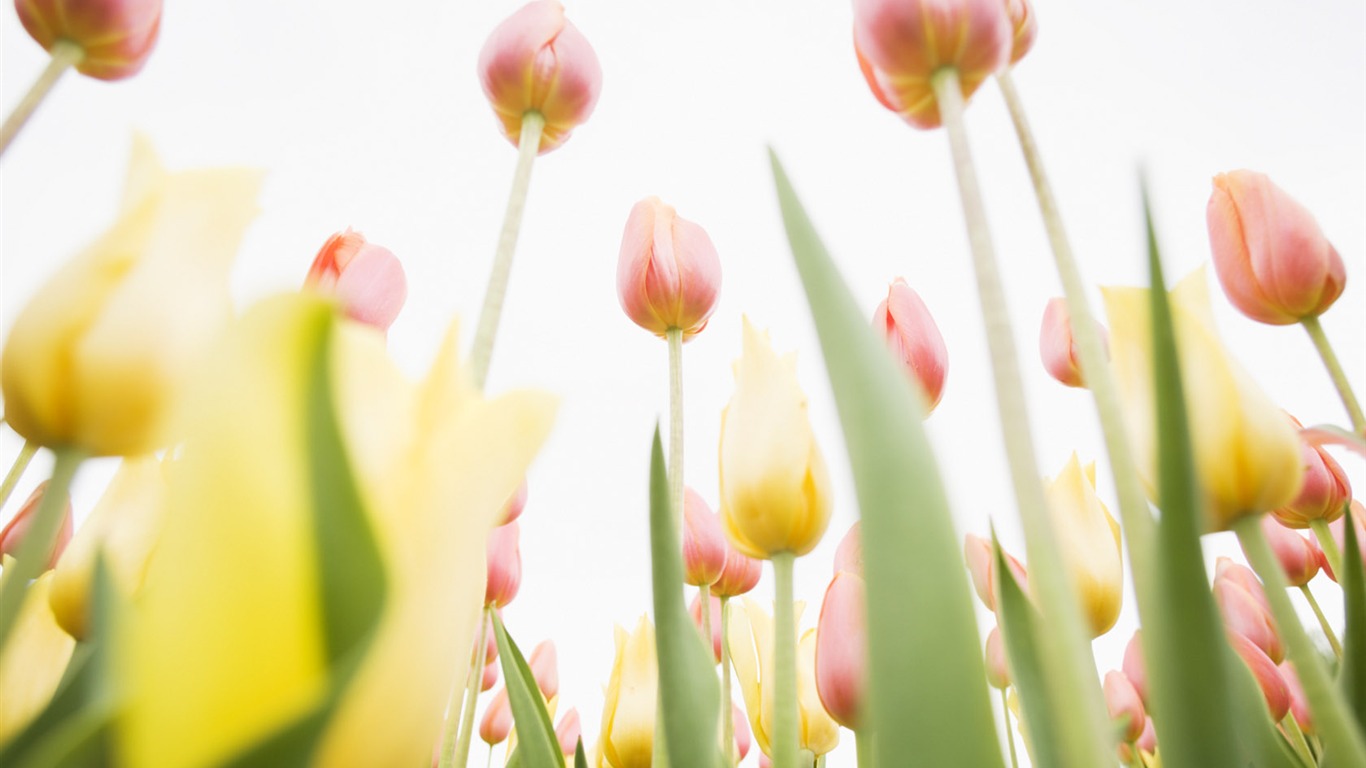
856, 727, 875, 768
1282, 713, 1317, 768
469, 111, 546, 392
1236, 516, 1366, 762
443, 606, 491, 768
1302, 316, 1366, 435
720, 596, 735, 766
1312, 518, 1344, 581
931, 67, 1111, 766
0, 447, 83, 653
667, 328, 685, 535
0, 41, 83, 161
1000, 687, 1020, 768
700, 584, 714, 659
772, 552, 798, 768
1299, 584, 1343, 658
0, 441, 39, 512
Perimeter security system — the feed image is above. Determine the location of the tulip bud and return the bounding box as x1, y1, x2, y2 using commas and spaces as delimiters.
852, 0, 1012, 129
872, 278, 948, 413
683, 488, 727, 587
500, 479, 528, 526
480, 688, 513, 745
555, 708, 581, 757
481, 659, 499, 692
1122, 631, 1148, 705
1326, 500, 1366, 583
528, 640, 559, 699
1280, 661, 1312, 734
1272, 417, 1351, 528
485, 522, 522, 608
1228, 632, 1290, 721
0, 481, 74, 571
1005, 0, 1038, 65
1252, 516, 1322, 587
690, 591, 725, 663
600, 617, 658, 768
1103, 670, 1147, 744
16, 0, 162, 81
303, 229, 407, 333
1214, 558, 1284, 664
816, 571, 868, 729
712, 543, 762, 598
616, 197, 722, 341
1117, 716, 1158, 766
963, 533, 1028, 612
984, 625, 1010, 690
1039, 298, 1108, 388
1207, 171, 1346, 325
833, 522, 863, 575
1045, 454, 1123, 637
732, 702, 753, 763
477, 0, 602, 154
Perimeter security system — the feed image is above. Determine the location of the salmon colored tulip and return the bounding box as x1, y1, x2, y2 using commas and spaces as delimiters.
1039, 297, 1108, 388
815, 571, 867, 729
1280, 661, 1313, 734
303, 229, 407, 334
600, 616, 658, 768
690, 591, 725, 663
683, 488, 727, 587
16, 0, 162, 80
1045, 454, 1123, 637
732, 702, 753, 763
0, 569, 75, 744
1228, 632, 1290, 721
485, 521, 522, 608
555, 708, 581, 757
1103, 670, 1147, 744
528, 640, 559, 699
712, 542, 763, 598
963, 533, 1028, 612
481, 659, 498, 692
873, 278, 948, 413
833, 522, 862, 575
1122, 631, 1147, 704
1214, 558, 1284, 664
480, 687, 514, 746
984, 625, 1009, 690
1325, 500, 1366, 583
500, 479, 528, 525
616, 197, 722, 341
1252, 516, 1322, 587
1005, 0, 1037, 65
1272, 417, 1351, 528
0, 481, 73, 571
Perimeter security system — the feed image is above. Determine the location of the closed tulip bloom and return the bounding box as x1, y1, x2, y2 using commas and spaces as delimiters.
732, 702, 753, 762
2, 138, 260, 457
690, 591, 725, 663
480, 687, 514, 745
712, 543, 763, 598
0, 481, 73, 571
481, 659, 499, 692
873, 278, 948, 413
1005, 0, 1038, 65
1324, 500, 1366, 583
852, 0, 1011, 129
1214, 559, 1284, 664
963, 533, 1028, 612
1252, 517, 1322, 587
1045, 454, 1123, 637
719, 319, 833, 559
1102, 268, 1304, 531
1207, 171, 1345, 325
485, 521, 522, 608
616, 197, 722, 340
1039, 297, 1108, 388
16, 0, 162, 80
600, 616, 658, 768
528, 640, 559, 698
1228, 632, 1291, 721
984, 625, 1009, 690
1103, 671, 1146, 744
1272, 417, 1351, 528
304, 229, 407, 334
555, 708, 581, 757
1280, 661, 1313, 734
0, 570, 75, 744
500, 479, 528, 525
815, 571, 867, 729
833, 522, 863, 575
1122, 631, 1148, 704
478, 0, 602, 154
683, 488, 727, 587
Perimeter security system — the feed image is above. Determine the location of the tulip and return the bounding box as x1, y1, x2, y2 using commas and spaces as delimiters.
690, 591, 725, 663
833, 522, 863, 575
303, 229, 407, 333
116, 297, 556, 768
477, 0, 602, 154
1214, 559, 1284, 664
0, 481, 73, 570
616, 197, 722, 341
501, 479, 528, 525
984, 626, 1010, 690
481, 659, 499, 692
1103, 670, 1147, 744
600, 616, 658, 768
719, 318, 833, 559
555, 708, 581, 757
1228, 632, 1291, 721
963, 533, 1028, 612
683, 488, 727, 587
1252, 516, 1322, 587
732, 702, 753, 763
872, 278, 949, 412
1117, 716, 1158, 766
1272, 417, 1351, 528
1101, 268, 1304, 531
2, 138, 261, 457
0, 569, 75, 744
1122, 631, 1148, 705
1005, 0, 1038, 65
1206, 171, 1345, 325
480, 688, 514, 746
1280, 661, 1313, 734
528, 640, 560, 699
852, 0, 1012, 129
815, 571, 867, 729
1325, 500, 1366, 583
712, 543, 763, 598
1045, 453, 1123, 637
16, 0, 162, 80
485, 521, 522, 608
1039, 297, 1108, 388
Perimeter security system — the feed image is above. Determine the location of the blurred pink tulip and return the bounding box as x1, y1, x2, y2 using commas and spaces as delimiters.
833, 522, 863, 576
528, 640, 559, 698
1280, 661, 1313, 735
1103, 670, 1146, 744
0, 481, 74, 570
1207, 171, 1345, 325
480, 688, 513, 745
555, 707, 581, 756
500, 479, 529, 526
712, 544, 762, 598
477, 0, 602, 153
1122, 631, 1148, 705
1005, 0, 1037, 65
1325, 500, 1366, 583
964, 533, 1028, 612
17, 0, 162, 80
984, 626, 1009, 690
1039, 297, 1107, 388
1214, 558, 1284, 664
481, 659, 499, 692
485, 522, 522, 608
1228, 632, 1291, 721
1252, 516, 1322, 587
304, 229, 408, 333
732, 702, 752, 762
616, 197, 721, 340
683, 489, 727, 587
873, 278, 948, 413
816, 571, 868, 729
689, 591, 724, 663
1272, 418, 1351, 528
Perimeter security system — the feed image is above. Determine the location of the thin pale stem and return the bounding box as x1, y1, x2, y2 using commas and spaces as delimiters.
667, 327, 685, 535
1282, 713, 1318, 768
1302, 317, 1366, 435
1000, 687, 1020, 768
856, 727, 875, 768
444, 606, 491, 768
1312, 518, 1345, 581
701, 584, 714, 663
772, 552, 798, 768
1236, 516, 1366, 762
0, 40, 83, 160
1300, 584, 1343, 658
720, 596, 735, 766
931, 67, 1111, 766
0, 447, 83, 653
469, 111, 546, 392
0, 441, 39, 512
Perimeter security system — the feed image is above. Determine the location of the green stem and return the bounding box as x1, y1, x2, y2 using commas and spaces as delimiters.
1300, 584, 1343, 658
1236, 516, 1366, 763
0, 40, 83, 161
1282, 713, 1318, 768
469, 111, 546, 392
856, 727, 875, 768
0, 441, 39, 512
1000, 687, 1020, 768
721, 596, 735, 766
443, 606, 491, 768
1302, 317, 1366, 435
701, 584, 714, 661
667, 327, 685, 535
1312, 518, 1345, 581
930, 67, 1112, 766
0, 447, 83, 653
772, 552, 798, 768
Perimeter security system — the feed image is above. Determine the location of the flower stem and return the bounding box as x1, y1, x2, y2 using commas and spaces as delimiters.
1000, 687, 1020, 768
1299, 584, 1343, 658
667, 327, 685, 535
1235, 516, 1366, 762
469, 111, 546, 392
1282, 712, 1317, 767
930, 66, 1111, 766
856, 727, 875, 768
443, 606, 491, 768
0, 41, 83, 161
1302, 316, 1366, 435
720, 596, 735, 766
0, 441, 38, 512
0, 447, 83, 653
1311, 518, 1344, 582
772, 552, 798, 768
701, 583, 714, 658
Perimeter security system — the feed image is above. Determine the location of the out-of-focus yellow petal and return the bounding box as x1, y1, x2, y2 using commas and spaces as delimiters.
797, 629, 840, 756
729, 598, 822, 758
0, 569, 75, 745
599, 617, 656, 768
727, 598, 766, 755
1045, 453, 1123, 637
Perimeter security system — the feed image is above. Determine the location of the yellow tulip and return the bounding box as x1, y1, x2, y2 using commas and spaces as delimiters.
1045, 454, 1123, 637
599, 616, 658, 768
1, 137, 262, 456
116, 295, 557, 768
0, 568, 75, 746
1101, 268, 1303, 531
719, 318, 832, 559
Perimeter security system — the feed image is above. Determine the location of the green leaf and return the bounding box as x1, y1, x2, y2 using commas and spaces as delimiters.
575, 739, 588, 768
493, 612, 564, 768
1342, 509, 1366, 730
992, 535, 1063, 767
648, 427, 722, 768
769, 150, 1003, 767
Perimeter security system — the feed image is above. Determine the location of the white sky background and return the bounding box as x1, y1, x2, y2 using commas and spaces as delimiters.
2, 0, 1364, 765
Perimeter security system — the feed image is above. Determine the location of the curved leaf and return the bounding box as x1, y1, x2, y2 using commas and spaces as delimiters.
493, 613, 564, 768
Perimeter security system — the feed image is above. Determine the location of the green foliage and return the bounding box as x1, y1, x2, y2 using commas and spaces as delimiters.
493, 613, 564, 768
993, 536, 1062, 767
1341, 511, 1366, 731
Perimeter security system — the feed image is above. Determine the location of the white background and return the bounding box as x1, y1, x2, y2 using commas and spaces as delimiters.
2, 0, 1363, 764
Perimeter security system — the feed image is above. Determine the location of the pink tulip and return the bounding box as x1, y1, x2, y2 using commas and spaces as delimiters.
477, 0, 602, 154
616, 197, 722, 340
1039, 297, 1108, 388
984, 626, 1009, 690
1228, 632, 1291, 721
1252, 517, 1322, 587
1325, 500, 1366, 583
873, 278, 948, 413
963, 533, 1028, 611
1272, 418, 1351, 528
712, 544, 762, 598
0, 481, 74, 570
683, 489, 727, 587
815, 571, 867, 729
17, 0, 162, 80
480, 687, 513, 745
500, 479, 529, 526
555, 708, 581, 757
689, 591, 724, 663
1207, 171, 1346, 325
834, 522, 863, 575
1005, 0, 1037, 65
485, 522, 522, 608
1214, 559, 1284, 664
1103, 670, 1147, 744
481, 659, 499, 692
1122, 631, 1148, 705
304, 229, 408, 333
852, 0, 1012, 129
1280, 661, 1313, 735
1118, 716, 1158, 765
732, 703, 752, 762
528, 640, 559, 698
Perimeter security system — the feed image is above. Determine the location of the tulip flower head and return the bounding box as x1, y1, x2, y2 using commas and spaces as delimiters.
1121, 631, 1148, 705
528, 640, 560, 699
690, 591, 725, 663
815, 571, 868, 729
480, 688, 514, 745
683, 488, 727, 587
1214, 558, 1283, 664
1005, 0, 1038, 65
481, 659, 499, 692
616, 197, 722, 340
1253, 516, 1322, 587
963, 533, 1028, 612
1228, 632, 1290, 721
1044, 454, 1123, 637
304, 229, 407, 334
600, 616, 658, 768
833, 522, 863, 575
712, 542, 763, 598
1280, 661, 1313, 735
873, 278, 948, 413
719, 319, 833, 559
1103, 670, 1147, 745
485, 521, 523, 608
0, 481, 74, 571
16, 0, 162, 80
984, 625, 1010, 690
1272, 417, 1351, 528
555, 708, 581, 757
1207, 171, 1346, 325
1039, 297, 1108, 388
478, 0, 602, 154
1325, 500, 1366, 583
